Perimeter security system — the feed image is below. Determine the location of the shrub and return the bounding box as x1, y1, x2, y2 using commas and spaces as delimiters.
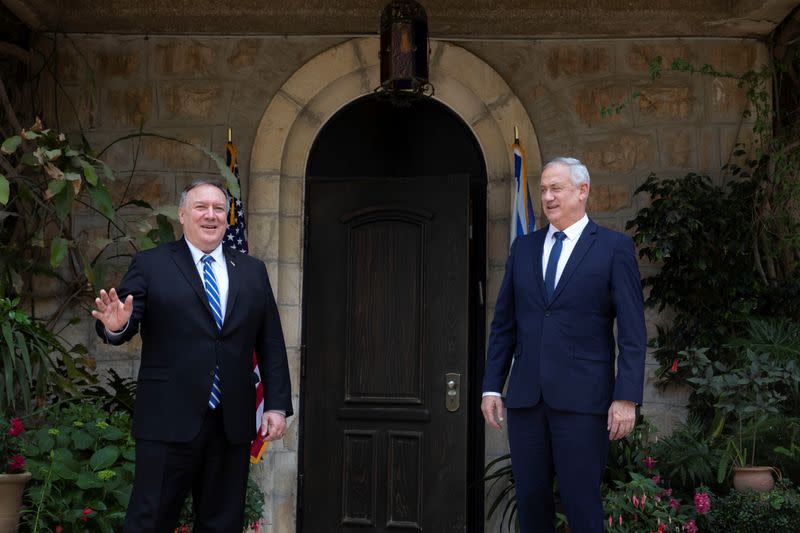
708, 480, 800, 532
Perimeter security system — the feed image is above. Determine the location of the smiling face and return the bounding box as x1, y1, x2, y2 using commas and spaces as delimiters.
178, 184, 228, 253
540, 162, 589, 231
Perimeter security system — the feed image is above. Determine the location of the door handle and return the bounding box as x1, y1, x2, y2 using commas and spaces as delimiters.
445, 372, 461, 412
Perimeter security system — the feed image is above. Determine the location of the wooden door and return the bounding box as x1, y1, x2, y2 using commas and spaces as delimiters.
301, 176, 470, 532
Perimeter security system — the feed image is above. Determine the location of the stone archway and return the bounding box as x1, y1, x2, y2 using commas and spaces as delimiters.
247, 36, 540, 532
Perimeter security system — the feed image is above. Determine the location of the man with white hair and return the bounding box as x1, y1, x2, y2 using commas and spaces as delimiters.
481, 157, 646, 532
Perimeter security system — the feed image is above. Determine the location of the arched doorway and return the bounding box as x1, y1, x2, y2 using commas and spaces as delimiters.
300, 95, 487, 532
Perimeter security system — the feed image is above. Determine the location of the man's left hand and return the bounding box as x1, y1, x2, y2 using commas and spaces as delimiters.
260, 411, 287, 442
607, 400, 636, 440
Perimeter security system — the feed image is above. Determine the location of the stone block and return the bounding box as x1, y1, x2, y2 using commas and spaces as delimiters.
82, 132, 134, 173
587, 183, 632, 213
278, 305, 301, 350
139, 131, 212, 171
707, 41, 761, 74
546, 45, 612, 79
471, 115, 511, 179
108, 173, 170, 208
281, 39, 362, 106
572, 84, 632, 127
159, 84, 226, 122
279, 108, 319, 180
153, 40, 217, 77
249, 174, 281, 214
660, 128, 696, 169
96, 50, 141, 79
637, 86, 694, 122
583, 134, 655, 174
488, 220, 511, 271
102, 87, 154, 128
45, 88, 96, 132
252, 92, 302, 174
430, 72, 488, 126
626, 43, 691, 72
279, 177, 303, 217
271, 451, 298, 498
709, 77, 751, 122
277, 263, 300, 306
248, 213, 279, 261
278, 215, 302, 264
487, 179, 511, 221
227, 39, 262, 73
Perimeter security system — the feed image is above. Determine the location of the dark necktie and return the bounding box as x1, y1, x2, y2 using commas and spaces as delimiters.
544, 231, 567, 301
202, 255, 222, 409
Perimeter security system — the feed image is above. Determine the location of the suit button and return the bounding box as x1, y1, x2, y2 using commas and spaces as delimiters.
544, 311, 551, 317
209, 370, 215, 377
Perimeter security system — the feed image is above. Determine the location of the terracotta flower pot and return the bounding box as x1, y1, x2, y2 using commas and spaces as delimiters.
0, 471, 31, 533
732, 466, 775, 492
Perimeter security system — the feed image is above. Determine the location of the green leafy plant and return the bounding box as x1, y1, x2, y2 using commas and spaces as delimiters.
707, 479, 800, 532
687, 348, 800, 477
649, 417, 725, 497
20, 400, 136, 533
0, 296, 94, 415
603, 472, 695, 532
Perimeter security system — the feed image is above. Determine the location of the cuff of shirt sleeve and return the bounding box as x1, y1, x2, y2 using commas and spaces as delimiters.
482, 392, 502, 397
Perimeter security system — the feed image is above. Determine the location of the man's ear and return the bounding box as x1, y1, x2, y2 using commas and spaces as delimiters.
580, 182, 590, 201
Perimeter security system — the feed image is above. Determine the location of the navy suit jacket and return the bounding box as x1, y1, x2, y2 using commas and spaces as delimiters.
482, 220, 646, 415
95, 238, 292, 444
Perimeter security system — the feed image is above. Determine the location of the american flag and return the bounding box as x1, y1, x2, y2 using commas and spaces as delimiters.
223, 140, 263, 436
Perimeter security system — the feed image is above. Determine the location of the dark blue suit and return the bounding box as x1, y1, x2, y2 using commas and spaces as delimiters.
483, 220, 646, 532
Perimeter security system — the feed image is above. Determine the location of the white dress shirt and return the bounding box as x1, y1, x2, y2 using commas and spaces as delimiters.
541, 214, 590, 288
483, 215, 590, 398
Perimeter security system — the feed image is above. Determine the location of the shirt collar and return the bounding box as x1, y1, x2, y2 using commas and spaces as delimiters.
546, 214, 589, 242
185, 238, 225, 267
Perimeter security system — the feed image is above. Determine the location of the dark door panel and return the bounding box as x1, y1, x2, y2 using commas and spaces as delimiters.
302, 176, 469, 532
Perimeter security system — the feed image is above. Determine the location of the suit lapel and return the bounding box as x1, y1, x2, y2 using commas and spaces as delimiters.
223, 247, 240, 324
170, 238, 215, 322
550, 219, 598, 303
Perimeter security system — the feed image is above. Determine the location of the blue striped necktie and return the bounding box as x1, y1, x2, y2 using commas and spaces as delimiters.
202, 255, 222, 409
544, 231, 567, 301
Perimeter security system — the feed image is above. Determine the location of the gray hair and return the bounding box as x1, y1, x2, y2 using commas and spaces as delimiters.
543, 157, 591, 187
178, 179, 231, 214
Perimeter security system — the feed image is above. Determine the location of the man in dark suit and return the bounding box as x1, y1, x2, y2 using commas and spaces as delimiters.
92, 179, 292, 532
481, 157, 646, 533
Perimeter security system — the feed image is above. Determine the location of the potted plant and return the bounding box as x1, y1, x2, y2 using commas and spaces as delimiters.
687, 348, 800, 491
0, 416, 29, 533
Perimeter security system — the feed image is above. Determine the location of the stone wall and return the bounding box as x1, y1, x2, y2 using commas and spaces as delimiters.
34, 33, 767, 532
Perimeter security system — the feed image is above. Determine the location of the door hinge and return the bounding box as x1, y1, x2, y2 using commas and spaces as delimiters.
478, 280, 484, 306
300, 344, 306, 379
297, 473, 304, 511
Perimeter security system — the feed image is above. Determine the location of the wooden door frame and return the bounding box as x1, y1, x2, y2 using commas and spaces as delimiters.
297, 175, 487, 532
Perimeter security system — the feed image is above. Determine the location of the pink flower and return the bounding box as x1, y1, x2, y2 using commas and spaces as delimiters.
651, 475, 662, 485
7, 454, 25, 472
669, 497, 680, 510
632, 494, 640, 508
694, 491, 710, 514
7, 418, 24, 437
641, 493, 647, 509
683, 519, 698, 533
670, 359, 679, 373
643, 456, 657, 470
80, 508, 93, 522
54, 526, 64, 533
608, 516, 613, 527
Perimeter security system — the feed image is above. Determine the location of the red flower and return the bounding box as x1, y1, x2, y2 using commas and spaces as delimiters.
694, 491, 710, 514
683, 519, 698, 533
80, 507, 93, 522
643, 456, 656, 470
7, 418, 24, 437
7, 454, 25, 472
54, 526, 64, 533
670, 358, 679, 373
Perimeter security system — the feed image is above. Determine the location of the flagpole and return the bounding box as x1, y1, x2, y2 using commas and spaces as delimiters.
228, 127, 232, 143
514, 125, 519, 145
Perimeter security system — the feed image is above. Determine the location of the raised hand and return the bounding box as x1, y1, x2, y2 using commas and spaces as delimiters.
91, 288, 133, 332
